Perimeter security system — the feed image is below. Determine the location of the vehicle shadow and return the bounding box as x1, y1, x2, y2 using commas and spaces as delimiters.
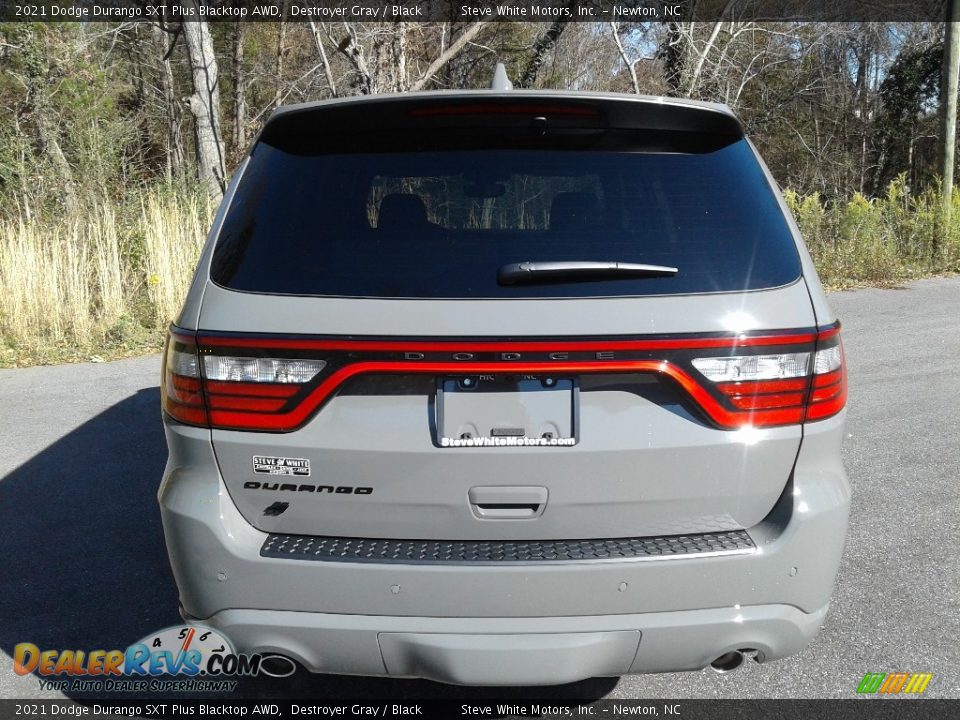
0, 388, 618, 701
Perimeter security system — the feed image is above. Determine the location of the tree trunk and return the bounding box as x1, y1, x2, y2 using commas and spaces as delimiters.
907, 123, 915, 193
660, 23, 687, 96
274, 2, 290, 108
516, 17, 568, 89
336, 23, 374, 95
409, 22, 486, 92
610, 22, 640, 94
18, 26, 78, 214
232, 22, 247, 151
309, 21, 337, 97
34, 115, 78, 216
181, 2, 226, 198
941, 0, 960, 226
686, 19, 727, 97
153, 22, 184, 181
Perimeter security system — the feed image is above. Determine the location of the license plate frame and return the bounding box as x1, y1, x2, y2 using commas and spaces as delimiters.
435, 375, 578, 448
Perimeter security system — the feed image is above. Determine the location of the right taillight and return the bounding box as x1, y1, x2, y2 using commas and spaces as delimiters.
690, 324, 846, 427
805, 332, 847, 421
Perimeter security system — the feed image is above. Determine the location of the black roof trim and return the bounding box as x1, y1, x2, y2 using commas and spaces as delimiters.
257, 91, 744, 149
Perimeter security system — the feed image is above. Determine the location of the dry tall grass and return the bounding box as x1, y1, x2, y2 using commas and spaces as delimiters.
0, 187, 212, 363
142, 192, 213, 326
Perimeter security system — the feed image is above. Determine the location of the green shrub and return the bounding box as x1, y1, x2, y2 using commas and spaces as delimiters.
789, 177, 959, 289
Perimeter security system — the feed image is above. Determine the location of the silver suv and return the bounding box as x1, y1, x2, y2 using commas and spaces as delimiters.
159, 80, 850, 686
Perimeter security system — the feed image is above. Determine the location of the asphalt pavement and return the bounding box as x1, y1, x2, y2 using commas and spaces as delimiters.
1, 277, 958, 701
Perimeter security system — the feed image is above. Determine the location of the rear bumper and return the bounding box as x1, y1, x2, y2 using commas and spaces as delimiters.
191, 603, 828, 686
159, 412, 849, 681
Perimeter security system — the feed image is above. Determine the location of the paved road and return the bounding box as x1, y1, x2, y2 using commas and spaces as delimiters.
1, 277, 958, 701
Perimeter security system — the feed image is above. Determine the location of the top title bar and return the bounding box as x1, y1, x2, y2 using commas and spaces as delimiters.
0, 0, 950, 23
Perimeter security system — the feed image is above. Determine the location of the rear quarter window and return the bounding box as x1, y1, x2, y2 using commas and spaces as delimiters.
211, 137, 801, 298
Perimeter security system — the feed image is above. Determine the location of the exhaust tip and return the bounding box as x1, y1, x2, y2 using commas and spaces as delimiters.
258, 654, 298, 678
710, 651, 745, 674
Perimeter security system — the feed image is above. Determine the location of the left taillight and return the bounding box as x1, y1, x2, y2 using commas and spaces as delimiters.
162, 329, 328, 431
161, 331, 207, 427
201, 355, 325, 427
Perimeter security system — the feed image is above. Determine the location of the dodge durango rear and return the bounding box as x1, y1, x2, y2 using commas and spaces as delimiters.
159, 79, 850, 686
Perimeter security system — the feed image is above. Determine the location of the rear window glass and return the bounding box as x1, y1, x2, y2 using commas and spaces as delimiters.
211, 139, 801, 298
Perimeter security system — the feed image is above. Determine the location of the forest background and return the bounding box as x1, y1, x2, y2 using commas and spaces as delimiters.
1, 14, 957, 364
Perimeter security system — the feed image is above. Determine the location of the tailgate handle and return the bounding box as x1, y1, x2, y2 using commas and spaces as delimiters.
469, 486, 547, 519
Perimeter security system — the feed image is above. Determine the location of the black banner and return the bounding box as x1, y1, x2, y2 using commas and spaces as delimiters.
0, 0, 953, 23
0, 700, 957, 720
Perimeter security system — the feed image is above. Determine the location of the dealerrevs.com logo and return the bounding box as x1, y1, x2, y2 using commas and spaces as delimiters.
13, 625, 296, 693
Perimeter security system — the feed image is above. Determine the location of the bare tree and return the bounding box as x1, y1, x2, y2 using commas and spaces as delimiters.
333, 22, 375, 94
232, 22, 247, 152
180, 1, 226, 198
308, 21, 338, 97
14, 27, 79, 214
330, 22, 486, 95
685, 3, 734, 96
409, 23, 486, 91
516, 19, 568, 89
274, 2, 290, 108
609, 23, 641, 94
152, 22, 184, 180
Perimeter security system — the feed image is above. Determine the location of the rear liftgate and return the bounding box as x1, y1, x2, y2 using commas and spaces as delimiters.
161, 325, 846, 546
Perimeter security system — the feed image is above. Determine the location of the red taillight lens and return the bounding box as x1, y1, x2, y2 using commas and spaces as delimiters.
162, 329, 329, 431
200, 354, 326, 431
805, 336, 847, 421
408, 104, 601, 118
690, 325, 847, 428
161, 332, 207, 427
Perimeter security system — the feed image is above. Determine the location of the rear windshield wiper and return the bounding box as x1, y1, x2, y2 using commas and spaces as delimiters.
497, 260, 678, 286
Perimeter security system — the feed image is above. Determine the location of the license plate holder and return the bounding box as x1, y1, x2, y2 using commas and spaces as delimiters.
436, 375, 577, 448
